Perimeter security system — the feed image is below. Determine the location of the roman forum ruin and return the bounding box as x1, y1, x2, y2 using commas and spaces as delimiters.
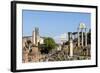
68, 23, 88, 57
22, 23, 91, 62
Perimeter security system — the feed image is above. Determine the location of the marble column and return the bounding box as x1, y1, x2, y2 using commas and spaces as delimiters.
81, 29, 84, 47
70, 39, 73, 57
78, 28, 80, 47
32, 31, 35, 45
69, 33, 73, 57
68, 32, 70, 41
85, 28, 87, 47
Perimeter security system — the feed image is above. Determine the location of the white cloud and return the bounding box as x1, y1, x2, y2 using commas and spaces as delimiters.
53, 33, 68, 44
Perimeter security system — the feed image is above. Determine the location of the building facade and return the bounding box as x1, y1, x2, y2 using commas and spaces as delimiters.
23, 27, 44, 48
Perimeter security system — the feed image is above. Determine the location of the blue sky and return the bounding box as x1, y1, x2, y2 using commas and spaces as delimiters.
22, 10, 91, 37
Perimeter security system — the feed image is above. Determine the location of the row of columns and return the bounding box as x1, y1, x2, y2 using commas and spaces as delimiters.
77, 28, 87, 47
68, 27, 88, 57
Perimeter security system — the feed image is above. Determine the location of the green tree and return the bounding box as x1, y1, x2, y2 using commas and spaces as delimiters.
44, 37, 56, 51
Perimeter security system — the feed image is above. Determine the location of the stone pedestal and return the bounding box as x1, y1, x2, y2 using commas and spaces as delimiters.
29, 46, 39, 62
22, 48, 29, 63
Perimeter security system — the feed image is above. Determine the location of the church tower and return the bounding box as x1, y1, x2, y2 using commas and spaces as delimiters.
32, 27, 39, 46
